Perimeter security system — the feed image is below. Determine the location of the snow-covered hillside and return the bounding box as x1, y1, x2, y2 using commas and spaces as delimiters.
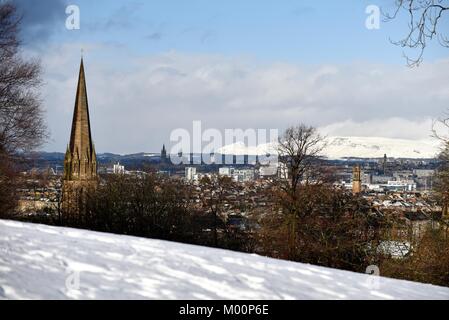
1, 220, 448, 300
324, 136, 440, 159
216, 136, 440, 159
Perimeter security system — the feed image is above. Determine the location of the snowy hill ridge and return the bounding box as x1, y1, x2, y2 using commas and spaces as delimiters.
216, 136, 440, 159
1, 220, 448, 300
324, 136, 439, 159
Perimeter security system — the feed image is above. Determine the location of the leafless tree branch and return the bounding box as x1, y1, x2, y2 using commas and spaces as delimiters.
383, 0, 449, 67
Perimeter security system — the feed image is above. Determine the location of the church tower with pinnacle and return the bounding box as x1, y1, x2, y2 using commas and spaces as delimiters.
62, 58, 98, 214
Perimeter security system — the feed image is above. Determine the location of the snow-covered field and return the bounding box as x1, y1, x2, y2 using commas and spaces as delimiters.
1, 220, 448, 300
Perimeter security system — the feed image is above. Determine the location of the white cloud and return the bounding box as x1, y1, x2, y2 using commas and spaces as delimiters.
38, 44, 449, 153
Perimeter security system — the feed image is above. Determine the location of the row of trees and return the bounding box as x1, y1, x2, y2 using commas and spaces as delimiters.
56, 173, 254, 251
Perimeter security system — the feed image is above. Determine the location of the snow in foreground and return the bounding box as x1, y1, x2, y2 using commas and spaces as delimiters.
0, 220, 448, 300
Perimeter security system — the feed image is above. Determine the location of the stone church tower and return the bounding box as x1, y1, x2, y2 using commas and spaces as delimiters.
352, 164, 362, 194
62, 58, 97, 215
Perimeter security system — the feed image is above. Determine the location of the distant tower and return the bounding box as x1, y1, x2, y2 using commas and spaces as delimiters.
161, 144, 167, 163
352, 164, 362, 194
209, 151, 216, 164
383, 154, 387, 174
62, 58, 98, 215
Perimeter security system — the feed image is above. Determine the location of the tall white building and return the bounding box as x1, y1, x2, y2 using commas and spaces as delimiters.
113, 162, 125, 174
233, 169, 255, 182
185, 167, 197, 182
218, 167, 255, 182
259, 164, 278, 177
278, 163, 289, 180
219, 167, 233, 176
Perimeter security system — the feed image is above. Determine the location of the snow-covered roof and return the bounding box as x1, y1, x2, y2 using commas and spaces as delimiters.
0, 220, 448, 300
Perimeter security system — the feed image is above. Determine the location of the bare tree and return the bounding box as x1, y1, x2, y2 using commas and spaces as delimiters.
0, 3, 46, 216
384, 0, 449, 67
276, 124, 327, 258
277, 124, 326, 194
431, 116, 449, 218
0, 3, 46, 156
199, 175, 234, 247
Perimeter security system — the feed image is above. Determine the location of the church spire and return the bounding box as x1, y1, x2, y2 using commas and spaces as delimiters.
64, 58, 97, 181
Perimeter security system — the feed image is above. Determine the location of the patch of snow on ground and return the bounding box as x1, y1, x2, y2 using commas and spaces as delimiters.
0, 220, 448, 300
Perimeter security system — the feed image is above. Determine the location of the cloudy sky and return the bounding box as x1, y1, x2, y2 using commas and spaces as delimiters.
12, 0, 449, 154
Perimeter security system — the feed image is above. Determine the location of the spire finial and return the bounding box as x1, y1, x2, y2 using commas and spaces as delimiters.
81, 48, 84, 59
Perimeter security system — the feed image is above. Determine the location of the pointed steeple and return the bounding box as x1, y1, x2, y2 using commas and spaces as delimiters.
161, 144, 167, 162
64, 58, 97, 181
69, 58, 93, 155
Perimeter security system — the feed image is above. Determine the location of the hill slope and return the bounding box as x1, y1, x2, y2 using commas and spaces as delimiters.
0, 220, 448, 300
